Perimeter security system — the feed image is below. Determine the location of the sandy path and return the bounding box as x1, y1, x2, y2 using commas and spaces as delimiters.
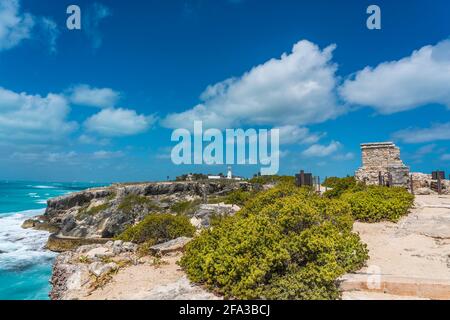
342, 194, 450, 299
86, 253, 220, 300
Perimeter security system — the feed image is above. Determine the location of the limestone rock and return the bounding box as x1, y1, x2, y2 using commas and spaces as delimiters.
191, 203, 240, 228
88, 262, 118, 277
85, 247, 114, 260
415, 188, 435, 195
150, 237, 192, 255
41, 181, 251, 241
140, 276, 221, 300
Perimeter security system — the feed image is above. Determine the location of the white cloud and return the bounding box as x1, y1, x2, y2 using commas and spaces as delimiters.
78, 134, 110, 146
276, 125, 323, 145
92, 150, 124, 159
340, 40, 450, 114
39, 17, 59, 53
11, 151, 78, 164
301, 141, 341, 158
333, 152, 355, 161
393, 122, 450, 143
83, 3, 112, 49
0, 0, 34, 51
162, 40, 343, 129
69, 84, 120, 108
0, 87, 77, 143
84, 108, 155, 137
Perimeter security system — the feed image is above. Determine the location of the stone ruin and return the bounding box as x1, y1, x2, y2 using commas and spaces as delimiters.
355, 142, 410, 187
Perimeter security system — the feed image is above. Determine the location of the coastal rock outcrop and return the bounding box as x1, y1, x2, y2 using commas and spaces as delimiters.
50, 239, 219, 300
50, 240, 138, 300
36, 181, 250, 247
190, 203, 240, 228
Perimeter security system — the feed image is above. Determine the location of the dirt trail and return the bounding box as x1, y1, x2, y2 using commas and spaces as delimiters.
86, 253, 221, 300
341, 194, 450, 300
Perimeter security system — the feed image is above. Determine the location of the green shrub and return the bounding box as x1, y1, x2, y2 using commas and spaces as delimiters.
117, 213, 195, 244
323, 176, 364, 198
224, 190, 253, 206
180, 184, 368, 300
249, 175, 295, 185
322, 177, 341, 188
170, 200, 201, 215
341, 186, 414, 222
118, 194, 159, 213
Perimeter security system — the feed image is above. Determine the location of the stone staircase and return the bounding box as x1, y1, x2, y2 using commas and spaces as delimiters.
340, 274, 450, 300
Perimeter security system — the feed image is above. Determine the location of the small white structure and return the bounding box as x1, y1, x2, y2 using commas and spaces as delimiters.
227, 166, 233, 179
207, 166, 243, 181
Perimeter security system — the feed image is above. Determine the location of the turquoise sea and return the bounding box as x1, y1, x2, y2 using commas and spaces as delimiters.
0, 181, 106, 300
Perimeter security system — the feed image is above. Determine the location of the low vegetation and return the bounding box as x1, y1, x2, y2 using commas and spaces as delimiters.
249, 175, 294, 185
341, 186, 414, 222
324, 176, 414, 222
77, 203, 110, 220
170, 200, 201, 215
323, 176, 364, 198
180, 182, 369, 300
223, 189, 254, 206
118, 194, 159, 213
117, 213, 195, 245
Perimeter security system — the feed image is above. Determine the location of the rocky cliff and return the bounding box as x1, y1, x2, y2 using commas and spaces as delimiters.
24, 180, 250, 251
40, 180, 251, 300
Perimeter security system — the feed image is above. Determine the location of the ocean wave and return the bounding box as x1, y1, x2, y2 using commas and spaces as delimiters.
0, 209, 56, 272
28, 193, 40, 198
35, 200, 48, 204
31, 185, 57, 189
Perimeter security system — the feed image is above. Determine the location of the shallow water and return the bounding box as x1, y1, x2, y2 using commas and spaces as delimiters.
0, 181, 106, 300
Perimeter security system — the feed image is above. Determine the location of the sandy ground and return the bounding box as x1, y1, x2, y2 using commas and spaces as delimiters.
83, 194, 450, 300
86, 253, 221, 300
342, 194, 450, 299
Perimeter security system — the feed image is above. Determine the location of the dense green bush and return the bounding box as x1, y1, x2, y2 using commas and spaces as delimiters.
322, 176, 341, 188
224, 190, 254, 206
180, 184, 368, 300
117, 213, 195, 244
323, 176, 364, 198
341, 186, 414, 222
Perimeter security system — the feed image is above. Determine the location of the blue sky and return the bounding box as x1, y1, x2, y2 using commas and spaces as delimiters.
0, 0, 449, 182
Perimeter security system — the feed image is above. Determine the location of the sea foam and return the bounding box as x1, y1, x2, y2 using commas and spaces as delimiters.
0, 209, 56, 271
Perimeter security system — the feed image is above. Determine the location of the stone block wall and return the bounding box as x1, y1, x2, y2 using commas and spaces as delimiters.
355, 142, 410, 187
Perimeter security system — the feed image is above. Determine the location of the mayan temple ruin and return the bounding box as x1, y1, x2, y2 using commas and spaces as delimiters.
355, 142, 410, 187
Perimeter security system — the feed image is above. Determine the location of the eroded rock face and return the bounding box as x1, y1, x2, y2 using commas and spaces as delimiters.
411, 172, 450, 195
42, 181, 250, 241
49, 239, 220, 300
190, 203, 240, 228
45, 181, 249, 300
47, 189, 113, 216
50, 241, 138, 300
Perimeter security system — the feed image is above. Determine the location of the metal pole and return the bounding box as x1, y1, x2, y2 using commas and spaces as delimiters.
437, 173, 442, 195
